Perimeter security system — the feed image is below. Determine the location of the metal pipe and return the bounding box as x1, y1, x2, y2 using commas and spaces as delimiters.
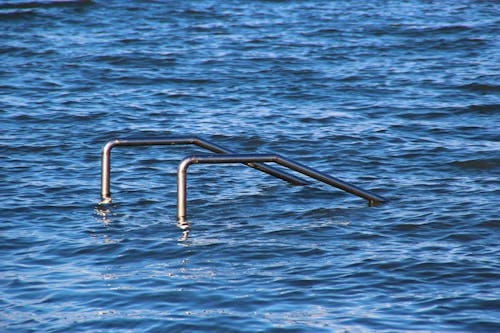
100, 136, 308, 204
177, 154, 387, 222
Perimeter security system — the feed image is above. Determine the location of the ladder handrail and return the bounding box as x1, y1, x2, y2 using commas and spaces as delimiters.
177, 154, 387, 222
100, 136, 308, 204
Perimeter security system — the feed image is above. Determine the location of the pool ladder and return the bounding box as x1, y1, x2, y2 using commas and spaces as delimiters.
100, 136, 386, 222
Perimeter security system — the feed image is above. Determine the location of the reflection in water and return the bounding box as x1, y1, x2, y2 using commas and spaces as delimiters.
177, 219, 191, 241
94, 204, 113, 226
95, 202, 191, 241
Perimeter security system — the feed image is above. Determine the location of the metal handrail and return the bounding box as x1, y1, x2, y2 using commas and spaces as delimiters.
177, 154, 387, 222
100, 136, 308, 204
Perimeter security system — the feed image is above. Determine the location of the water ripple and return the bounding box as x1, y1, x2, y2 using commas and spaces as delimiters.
1, 0, 499, 332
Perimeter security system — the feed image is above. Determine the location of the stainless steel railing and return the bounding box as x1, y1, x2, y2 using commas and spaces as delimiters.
177, 154, 386, 222
99, 136, 387, 221
100, 136, 308, 204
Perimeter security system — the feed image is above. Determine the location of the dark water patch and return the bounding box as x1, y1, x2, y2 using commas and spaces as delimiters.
461, 104, 500, 115
477, 219, 499, 229
0, 0, 92, 10
407, 24, 476, 35
458, 83, 500, 92
91, 54, 177, 68
450, 158, 499, 170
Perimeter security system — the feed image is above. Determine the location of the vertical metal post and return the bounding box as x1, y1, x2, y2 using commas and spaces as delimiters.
100, 140, 117, 204
177, 158, 193, 223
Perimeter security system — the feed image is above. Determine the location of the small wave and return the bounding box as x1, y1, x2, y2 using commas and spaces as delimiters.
450, 159, 499, 170
337, 75, 363, 82
426, 24, 474, 34
0, 0, 92, 10
401, 24, 475, 36
300, 28, 341, 37
477, 219, 499, 229
0, 9, 37, 19
458, 83, 500, 92
91, 54, 177, 68
458, 104, 500, 115
0, 45, 30, 54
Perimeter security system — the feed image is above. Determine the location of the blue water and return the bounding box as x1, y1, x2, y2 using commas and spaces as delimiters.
1, 0, 499, 332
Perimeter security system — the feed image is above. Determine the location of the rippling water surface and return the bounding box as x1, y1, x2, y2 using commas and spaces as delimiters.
1, 0, 499, 332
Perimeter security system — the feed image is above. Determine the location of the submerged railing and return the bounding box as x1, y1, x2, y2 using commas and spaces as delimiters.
177, 154, 386, 222
99, 136, 386, 221
100, 136, 307, 204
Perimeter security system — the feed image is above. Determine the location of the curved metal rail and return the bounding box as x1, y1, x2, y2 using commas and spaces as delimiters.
177, 154, 387, 222
100, 136, 308, 204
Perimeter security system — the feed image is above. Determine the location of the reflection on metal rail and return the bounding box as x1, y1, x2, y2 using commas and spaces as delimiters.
177, 154, 387, 223
100, 136, 308, 204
